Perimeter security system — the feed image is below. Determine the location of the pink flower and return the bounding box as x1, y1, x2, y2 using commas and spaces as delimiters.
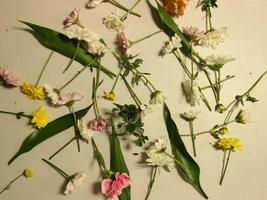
117, 32, 130, 55
57, 92, 83, 106
0, 67, 19, 87
182, 26, 205, 44
101, 172, 130, 198
87, 117, 111, 132
64, 8, 80, 27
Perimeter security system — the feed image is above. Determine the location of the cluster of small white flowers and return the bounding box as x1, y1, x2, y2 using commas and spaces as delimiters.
206, 54, 235, 66
162, 34, 182, 55
146, 137, 174, 169
64, 171, 87, 195
181, 80, 200, 106
103, 12, 125, 32
180, 110, 200, 121
199, 27, 227, 49
77, 119, 93, 142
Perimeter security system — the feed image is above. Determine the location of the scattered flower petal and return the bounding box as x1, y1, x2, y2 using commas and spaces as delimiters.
0, 67, 19, 87
31, 106, 49, 129
64, 171, 87, 195
21, 82, 45, 100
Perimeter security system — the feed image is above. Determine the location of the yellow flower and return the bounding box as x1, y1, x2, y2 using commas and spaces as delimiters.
103, 91, 116, 101
31, 106, 49, 129
215, 138, 243, 151
23, 168, 35, 178
163, 0, 188, 16
21, 82, 45, 100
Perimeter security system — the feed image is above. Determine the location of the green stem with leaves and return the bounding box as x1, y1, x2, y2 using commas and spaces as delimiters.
173, 50, 192, 79
219, 150, 231, 185
63, 42, 80, 73
0, 110, 31, 119
200, 75, 235, 90
121, 75, 142, 106
0, 174, 24, 194
35, 51, 54, 86
42, 159, 70, 179
69, 106, 80, 153
189, 120, 197, 157
144, 166, 158, 200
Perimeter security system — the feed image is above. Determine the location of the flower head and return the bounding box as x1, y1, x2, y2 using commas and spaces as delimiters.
86, 0, 104, 8
57, 92, 83, 106
87, 117, 111, 132
63, 25, 98, 42
23, 169, 35, 178
182, 26, 205, 44
101, 172, 130, 198
86, 40, 106, 56
63, 8, 80, 28
150, 90, 167, 105
215, 103, 226, 114
235, 110, 250, 124
0, 67, 19, 87
180, 110, 199, 121
199, 27, 227, 49
117, 32, 130, 55
44, 84, 60, 105
181, 79, 200, 106
215, 138, 243, 151
218, 127, 229, 135
77, 119, 93, 142
163, 0, 188, 16
161, 34, 182, 55
103, 13, 124, 32
21, 82, 45, 100
206, 54, 235, 70
64, 171, 87, 195
103, 91, 116, 101
31, 106, 49, 129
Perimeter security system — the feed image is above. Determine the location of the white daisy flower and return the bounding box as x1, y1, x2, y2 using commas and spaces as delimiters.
64, 171, 87, 195
103, 12, 124, 32
199, 27, 227, 49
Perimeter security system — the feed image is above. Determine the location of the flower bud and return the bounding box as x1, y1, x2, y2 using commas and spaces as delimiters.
23, 169, 35, 178
235, 109, 250, 124
215, 104, 226, 114
218, 127, 229, 135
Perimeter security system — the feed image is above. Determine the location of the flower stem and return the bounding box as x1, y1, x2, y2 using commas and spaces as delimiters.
69, 106, 81, 153
173, 50, 192, 79
0, 110, 31, 119
133, 68, 157, 91
58, 59, 96, 92
0, 174, 23, 194
91, 138, 107, 172
63, 42, 80, 73
42, 158, 70, 179
144, 166, 158, 200
121, 75, 142, 106
129, 30, 162, 46
35, 51, 54, 86
49, 137, 76, 160
121, 0, 142, 20
189, 120, 197, 157
219, 150, 231, 185
198, 87, 212, 111
107, 0, 141, 17
110, 67, 123, 92
203, 69, 219, 104
163, 152, 187, 172
200, 75, 235, 90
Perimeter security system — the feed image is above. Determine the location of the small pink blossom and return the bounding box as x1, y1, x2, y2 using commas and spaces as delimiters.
182, 26, 205, 44
117, 32, 130, 55
87, 117, 111, 132
0, 67, 19, 87
64, 8, 80, 28
101, 172, 130, 198
57, 92, 83, 106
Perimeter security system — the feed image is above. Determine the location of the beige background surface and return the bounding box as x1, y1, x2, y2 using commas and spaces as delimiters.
1, 0, 267, 199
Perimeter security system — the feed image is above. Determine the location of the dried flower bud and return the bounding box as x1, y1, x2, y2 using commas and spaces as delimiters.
215, 104, 226, 114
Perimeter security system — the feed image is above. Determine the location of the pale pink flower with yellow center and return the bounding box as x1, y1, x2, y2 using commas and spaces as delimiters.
63, 8, 80, 28
0, 67, 19, 87
57, 92, 83, 106
87, 117, 111, 132
101, 172, 131, 198
182, 26, 205, 44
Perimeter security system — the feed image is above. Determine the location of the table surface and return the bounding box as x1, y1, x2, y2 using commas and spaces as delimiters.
1, 0, 267, 200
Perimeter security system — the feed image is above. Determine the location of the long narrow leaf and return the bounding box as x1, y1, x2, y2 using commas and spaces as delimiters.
110, 121, 131, 200
21, 21, 116, 78
163, 103, 208, 199
8, 104, 93, 165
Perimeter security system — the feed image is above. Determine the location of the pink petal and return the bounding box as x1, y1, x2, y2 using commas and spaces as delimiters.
101, 179, 113, 194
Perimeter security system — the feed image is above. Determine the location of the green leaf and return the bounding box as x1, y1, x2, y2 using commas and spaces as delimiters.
110, 121, 131, 200
20, 21, 116, 78
163, 103, 208, 199
8, 104, 93, 165
156, 3, 205, 63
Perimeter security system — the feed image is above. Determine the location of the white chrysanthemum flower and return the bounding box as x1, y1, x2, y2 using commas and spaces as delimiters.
180, 110, 200, 121
146, 148, 174, 169
78, 119, 93, 142
181, 80, 200, 106
150, 90, 167, 105
154, 137, 167, 151
139, 104, 154, 121
44, 84, 59, 105
86, 0, 104, 8
87, 41, 106, 56
63, 25, 98, 42
235, 110, 251, 124
64, 171, 87, 195
206, 54, 235, 66
162, 34, 182, 55
103, 13, 124, 32
199, 27, 227, 49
